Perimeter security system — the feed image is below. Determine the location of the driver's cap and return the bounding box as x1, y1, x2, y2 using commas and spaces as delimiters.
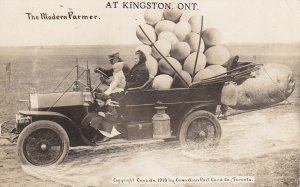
108, 52, 119, 60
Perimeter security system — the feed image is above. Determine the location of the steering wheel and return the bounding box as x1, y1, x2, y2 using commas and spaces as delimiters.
94, 68, 109, 79
92, 68, 110, 97
94, 68, 110, 84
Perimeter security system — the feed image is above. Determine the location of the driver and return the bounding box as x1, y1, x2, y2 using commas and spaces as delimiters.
94, 52, 130, 79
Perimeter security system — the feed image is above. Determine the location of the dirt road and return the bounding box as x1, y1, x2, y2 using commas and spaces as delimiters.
1, 103, 299, 187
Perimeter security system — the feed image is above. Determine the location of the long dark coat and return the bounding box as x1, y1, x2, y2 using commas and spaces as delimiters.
125, 62, 149, 90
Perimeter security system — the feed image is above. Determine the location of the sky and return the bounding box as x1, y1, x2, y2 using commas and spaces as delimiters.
0, 0, 299, 46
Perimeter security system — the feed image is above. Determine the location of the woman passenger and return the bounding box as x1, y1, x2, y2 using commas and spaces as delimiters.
125, 50, 150, 90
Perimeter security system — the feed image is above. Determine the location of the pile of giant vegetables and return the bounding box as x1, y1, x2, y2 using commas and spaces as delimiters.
136, 5, 228, 89
135, 4, 295, 110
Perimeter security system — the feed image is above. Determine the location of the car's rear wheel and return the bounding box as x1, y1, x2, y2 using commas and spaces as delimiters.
17, 120, 70, 166
179, 110, 221, 149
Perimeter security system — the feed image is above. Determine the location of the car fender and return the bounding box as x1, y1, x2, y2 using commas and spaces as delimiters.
18, 110, 93, 146
19, 110, 76, 127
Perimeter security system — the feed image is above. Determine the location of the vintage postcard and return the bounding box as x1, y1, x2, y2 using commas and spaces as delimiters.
0, 0, 299, 186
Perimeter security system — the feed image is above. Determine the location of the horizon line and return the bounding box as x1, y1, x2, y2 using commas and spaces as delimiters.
0, 42, 300, 48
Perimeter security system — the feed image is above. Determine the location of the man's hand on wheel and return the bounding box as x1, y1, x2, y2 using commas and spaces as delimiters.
94, 67, 100, 73
100, 76, 108, 84
94, 68, 108, 77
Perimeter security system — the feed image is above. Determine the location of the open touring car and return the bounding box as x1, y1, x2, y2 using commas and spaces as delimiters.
12, 57, 261, 166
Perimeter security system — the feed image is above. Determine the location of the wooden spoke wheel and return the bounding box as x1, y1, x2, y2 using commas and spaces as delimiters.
179, 110, 221, 149
17, 120, 69, 166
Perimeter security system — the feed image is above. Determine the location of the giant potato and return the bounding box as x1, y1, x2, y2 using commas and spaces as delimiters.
172, 70, 192, 88
158, 57, 182, 76
135, 45, 152, 55
151, 39, 172, 59
155, 20, 176, 35
188, 15, 208, 33
205, 45, 230, 65
193, 69, 215, 82
145, 55, 158, 77
183, 52, 206, 75
170, 42, 190, 61
202, 28, 222, 47
223, 63, 296, 110
173, 21, 191, 41
136, 24, 157, 45
144, 9, 163, 26
185, 32, 205, 53
163, 6, 183, 22
158, 31, 178, 47
152, 74, 174, 90
206, 65, 226, 76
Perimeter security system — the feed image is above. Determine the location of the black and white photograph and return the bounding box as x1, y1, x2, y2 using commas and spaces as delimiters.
0, 0, 299, 186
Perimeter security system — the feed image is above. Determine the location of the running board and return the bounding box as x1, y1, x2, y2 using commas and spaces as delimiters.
70, 136, 177, 151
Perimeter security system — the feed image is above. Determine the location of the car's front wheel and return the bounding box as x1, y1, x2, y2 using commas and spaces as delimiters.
17, 120, 70, 166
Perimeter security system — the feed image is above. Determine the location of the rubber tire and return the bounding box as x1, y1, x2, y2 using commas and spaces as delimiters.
17, 120, 70, 166
179, 110, 221, 148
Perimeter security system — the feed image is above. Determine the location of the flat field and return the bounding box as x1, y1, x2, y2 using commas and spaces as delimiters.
0, 44, 299, 187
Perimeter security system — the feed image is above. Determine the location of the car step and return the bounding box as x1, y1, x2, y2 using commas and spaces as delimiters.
70, 136, 177, 151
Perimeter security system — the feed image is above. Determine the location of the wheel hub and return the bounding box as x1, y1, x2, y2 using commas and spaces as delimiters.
38, 141, 50, 152
198, 130, 207, 138
40, 143, 47, 151
186, 119, 212, 145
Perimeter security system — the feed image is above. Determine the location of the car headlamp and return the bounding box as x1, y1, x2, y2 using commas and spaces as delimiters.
15, 114, 31, 131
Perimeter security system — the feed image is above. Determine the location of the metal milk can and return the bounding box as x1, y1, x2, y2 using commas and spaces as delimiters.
152, 106, 171, 139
